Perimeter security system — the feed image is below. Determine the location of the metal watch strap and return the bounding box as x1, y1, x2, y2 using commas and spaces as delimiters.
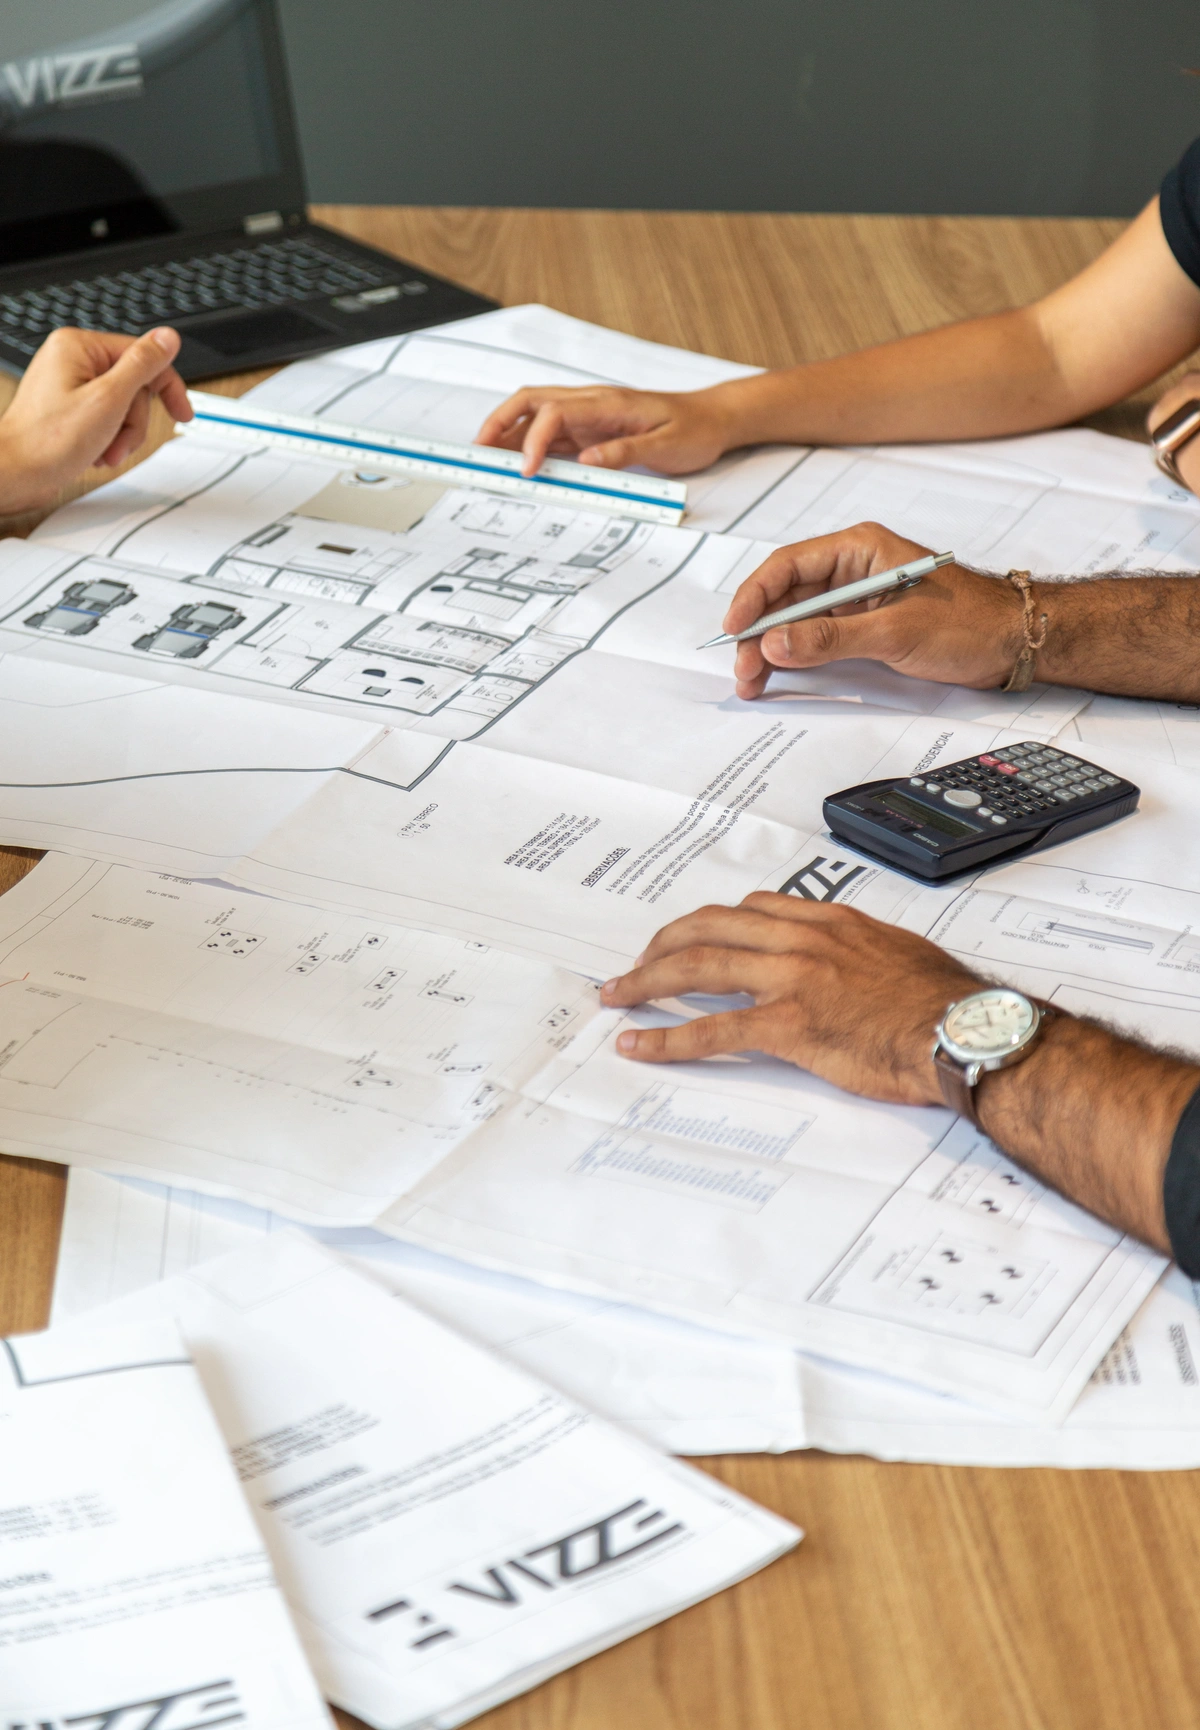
1152, 398, 1200, 483
934, 1001, 1059, 1129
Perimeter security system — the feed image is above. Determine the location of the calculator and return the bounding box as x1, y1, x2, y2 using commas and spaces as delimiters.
823, 741, 1139, 881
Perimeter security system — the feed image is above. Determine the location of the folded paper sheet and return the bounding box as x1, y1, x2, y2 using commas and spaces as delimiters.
799, 1264, 1200, 1469
57, 1233, 800, 1729
51, 1169, 1200, 1470
0, 850, 1170, 1417
52, 1167, 807, 1457
0, 1315, 330, 1726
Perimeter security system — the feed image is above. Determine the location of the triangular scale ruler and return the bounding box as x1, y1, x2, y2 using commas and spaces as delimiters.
184, 391, 688, 524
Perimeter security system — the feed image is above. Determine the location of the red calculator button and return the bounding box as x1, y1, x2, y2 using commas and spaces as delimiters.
996, 762, 1019, 775
978, 754, 999, 767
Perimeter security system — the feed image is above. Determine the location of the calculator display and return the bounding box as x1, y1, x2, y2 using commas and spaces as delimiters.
876, 789, 974, 836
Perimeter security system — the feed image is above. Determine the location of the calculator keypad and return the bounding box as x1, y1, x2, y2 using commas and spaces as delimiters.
907, 742, 1120, 825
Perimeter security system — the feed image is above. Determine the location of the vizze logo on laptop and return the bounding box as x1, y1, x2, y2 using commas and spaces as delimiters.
1, 45, 143, 111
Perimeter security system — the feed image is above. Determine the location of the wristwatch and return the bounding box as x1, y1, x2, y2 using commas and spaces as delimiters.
932, 987, 1056, 1129
1151, 398, 1200, 485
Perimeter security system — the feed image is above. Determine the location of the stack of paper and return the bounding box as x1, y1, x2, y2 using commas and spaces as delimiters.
0, 1313, 332, 1727
25, 1233, 800, 1726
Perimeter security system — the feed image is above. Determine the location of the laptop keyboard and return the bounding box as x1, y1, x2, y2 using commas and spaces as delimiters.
0, 236, 398, 356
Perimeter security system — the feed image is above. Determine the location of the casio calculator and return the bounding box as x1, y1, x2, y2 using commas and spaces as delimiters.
823, 741, 1139, 881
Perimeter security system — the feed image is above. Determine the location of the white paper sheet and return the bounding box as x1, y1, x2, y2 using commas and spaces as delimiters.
2, 303, 1138, 983
0, 639, 1078, 973
0, 1315, 330, 1726
51, 1167, 806, 1456
59, 1232, 800, 1729
49, 1171, 1200, 1472
0, 816, 1177, 1416
371, 739, 1200, 1417
800, 1266, 1200, 1469
242, 303, 1200, 567
0, 852, 602, 1222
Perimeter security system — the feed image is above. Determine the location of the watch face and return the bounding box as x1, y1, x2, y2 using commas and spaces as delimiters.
941, 989, 1036, 1059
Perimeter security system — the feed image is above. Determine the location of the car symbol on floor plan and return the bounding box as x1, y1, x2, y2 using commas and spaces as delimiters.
134, 599, 246, 658
25, 577, 137, 636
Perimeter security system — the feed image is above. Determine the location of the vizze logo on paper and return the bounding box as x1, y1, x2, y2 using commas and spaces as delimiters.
2, 45, 143, 111
778, 855, 867, 902
7, 1678, 243, 1730
365, 1498, 687, 1652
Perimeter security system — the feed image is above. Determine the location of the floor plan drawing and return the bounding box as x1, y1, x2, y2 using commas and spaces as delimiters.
4, 472, 717, 737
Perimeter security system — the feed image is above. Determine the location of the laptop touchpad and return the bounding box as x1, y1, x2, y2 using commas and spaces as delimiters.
185, 308, 335, 356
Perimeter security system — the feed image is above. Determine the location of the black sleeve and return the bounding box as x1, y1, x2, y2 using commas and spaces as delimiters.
1160, 137, 1200, 289
1163, 1082, 1200, 1274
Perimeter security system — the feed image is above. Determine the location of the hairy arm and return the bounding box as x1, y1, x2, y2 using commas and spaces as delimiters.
720, 522, 1200, 702
599, 896, 1198, 1253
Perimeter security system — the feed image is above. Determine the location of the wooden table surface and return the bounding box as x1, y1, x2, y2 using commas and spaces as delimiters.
1, 206, 1193, 1730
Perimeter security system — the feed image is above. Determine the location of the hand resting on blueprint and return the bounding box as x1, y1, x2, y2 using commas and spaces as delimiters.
725, 522, 1200, 704
0, 324, 191, 513
600, 893, 1200, 1258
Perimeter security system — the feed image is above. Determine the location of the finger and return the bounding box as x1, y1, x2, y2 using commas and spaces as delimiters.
154, 364, 192, 423
626, 896, 867, 975
722, 526, 929, 637
759, 605, 905, 671
738, 889, 861, 926
91, 327, 182, 410
578, 434, 651, 470
615, 1005, 777, 1063
734, 664, 777, 699
619, 904, 834, 974
101, 388, 152, 465
578, 425, 677, 472
722, 549, 834, 638
602, 946, 789, 1009
519, 402, 567, 475
731, 637, 768, 695
477, 388, 544, 447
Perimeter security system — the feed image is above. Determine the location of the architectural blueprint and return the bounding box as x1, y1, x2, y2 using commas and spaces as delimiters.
228, 300, 1200, 567
0, 849, 1177, 1417
3, 305, 1200, 1419
0, 854, 603, 1220
0, 301, 1187, 977
369, 737, 1200, 1415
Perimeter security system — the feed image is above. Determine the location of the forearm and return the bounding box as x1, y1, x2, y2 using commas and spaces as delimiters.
704, 203, 1200, 455
971, 1015, 1199, 1254
701, 306, 1091, 451
1028, 576, 1200, 700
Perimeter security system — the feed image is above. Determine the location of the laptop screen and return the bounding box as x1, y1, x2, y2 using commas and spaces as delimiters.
0, 0, 307, 265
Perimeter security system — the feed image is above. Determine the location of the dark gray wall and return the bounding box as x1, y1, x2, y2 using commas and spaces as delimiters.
278, 0, 1200, 218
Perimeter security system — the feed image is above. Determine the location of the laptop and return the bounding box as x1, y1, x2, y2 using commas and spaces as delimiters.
0, 0, 498, 380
